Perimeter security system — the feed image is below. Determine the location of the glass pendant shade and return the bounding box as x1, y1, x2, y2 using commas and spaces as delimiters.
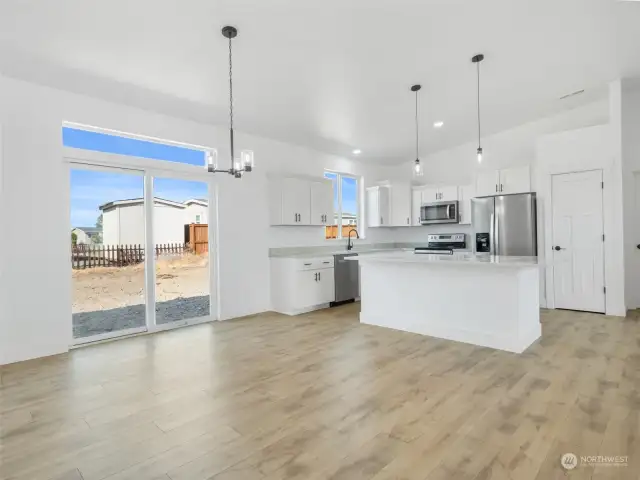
414, 159, 423, 176
241, 150, 254, 172
477, 147, 483, 163
206, 149, 218, 172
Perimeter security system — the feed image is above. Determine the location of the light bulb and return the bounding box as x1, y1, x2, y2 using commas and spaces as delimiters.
206, 149, 218, 172
477, 147, 483, 163
414, 159, 423, 176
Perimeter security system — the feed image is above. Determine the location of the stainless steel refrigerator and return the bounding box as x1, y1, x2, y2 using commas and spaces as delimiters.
471, 193, 537, 256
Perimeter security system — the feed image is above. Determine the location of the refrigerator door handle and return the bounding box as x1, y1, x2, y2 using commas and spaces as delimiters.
490, 213, 496, 255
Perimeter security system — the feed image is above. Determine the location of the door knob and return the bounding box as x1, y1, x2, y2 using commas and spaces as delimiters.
554, 246, 564, 251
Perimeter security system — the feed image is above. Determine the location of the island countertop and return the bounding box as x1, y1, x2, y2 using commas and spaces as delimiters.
346, 251, 542, 268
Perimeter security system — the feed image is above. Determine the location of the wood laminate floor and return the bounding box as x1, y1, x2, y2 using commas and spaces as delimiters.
1, 304, 640, 480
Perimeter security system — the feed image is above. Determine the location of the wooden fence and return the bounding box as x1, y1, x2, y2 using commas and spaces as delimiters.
325, 225, 358, 240
185, 224, 209, 254
71, 243, 192, 269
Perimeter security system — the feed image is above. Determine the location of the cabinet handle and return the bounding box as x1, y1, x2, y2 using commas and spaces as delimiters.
495, 184, 498, 193
500, 184, 504, 192
407, 217, 409, 225
380, 217, 383, 225
314, 272, 318, 281
319, 272, 321, 281
304, 263, 312, 266
323, 261, 331, 264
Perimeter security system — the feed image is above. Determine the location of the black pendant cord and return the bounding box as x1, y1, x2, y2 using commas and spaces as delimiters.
476, 61, 481, 151
415, 90, 419, 160
228, 35, 235, 169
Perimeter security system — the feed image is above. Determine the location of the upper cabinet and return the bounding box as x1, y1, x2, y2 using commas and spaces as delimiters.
389, 182, 412, 226
476, 166, 530, 196
367, 183, 412, 227
269, 176, 334, 226
499, 166, 531, 195
366, 186, 391, 227
310, 181, 334, 226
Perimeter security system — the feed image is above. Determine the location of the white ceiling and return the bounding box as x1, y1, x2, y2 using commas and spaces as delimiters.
1, 0, 639, 163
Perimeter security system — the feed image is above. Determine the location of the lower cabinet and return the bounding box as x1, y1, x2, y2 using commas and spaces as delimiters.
271, 257, 335, 315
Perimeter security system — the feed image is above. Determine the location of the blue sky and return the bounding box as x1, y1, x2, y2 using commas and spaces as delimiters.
324, 172, 358, 216
66, 128, 208, 227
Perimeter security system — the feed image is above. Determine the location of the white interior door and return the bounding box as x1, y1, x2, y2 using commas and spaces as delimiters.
552, 170, 605, 313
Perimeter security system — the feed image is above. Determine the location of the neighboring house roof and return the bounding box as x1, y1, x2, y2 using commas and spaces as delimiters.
72, 226, 102, 234
99, 197, 208, 211
183, 198, 208, 207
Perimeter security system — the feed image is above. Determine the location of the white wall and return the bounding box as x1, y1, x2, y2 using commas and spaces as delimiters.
0, 74, 389, 365
619, 80, 640, 309
102, 208, 119, 245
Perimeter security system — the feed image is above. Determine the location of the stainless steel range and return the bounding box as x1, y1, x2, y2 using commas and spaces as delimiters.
427, 234, 466, 249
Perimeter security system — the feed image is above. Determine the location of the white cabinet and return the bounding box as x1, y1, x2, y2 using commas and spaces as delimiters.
390, 182, 412, 226
366, 186, 390, 227
269, 177, 333, 226
310, 181, 334, 226
458, 183, 476, 225
411, 188, 423, 226
438, 186, 459, 202
282, 178, 310, 225
271, 257, 335, 315
476, 171, 500, 196
476, 167, 531, 196
420, 186, 440, 203
500, 166, 531, 194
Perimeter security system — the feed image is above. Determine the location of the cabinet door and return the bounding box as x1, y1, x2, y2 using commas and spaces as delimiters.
295, 270, 319, 308
317, 269, 335, 304
476, 171, 499, 197
438, 186, 459, 202
378, 186, 391, 226
366, 187, 381, 227
310, 180, 333, 226
421, 186, 440, 202
282, 178, 310, 225
411, 189, 423, 226
499, 166, 530, 194
458, 184, 476, 225
390, 183, 411, 226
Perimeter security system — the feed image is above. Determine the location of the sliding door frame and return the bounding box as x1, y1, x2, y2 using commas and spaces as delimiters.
65, 147, 220, 346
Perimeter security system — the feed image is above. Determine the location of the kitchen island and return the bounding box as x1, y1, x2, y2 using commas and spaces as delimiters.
347, 251, 542, 353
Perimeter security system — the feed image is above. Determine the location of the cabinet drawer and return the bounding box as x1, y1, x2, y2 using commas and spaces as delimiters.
295, 257, 334, 271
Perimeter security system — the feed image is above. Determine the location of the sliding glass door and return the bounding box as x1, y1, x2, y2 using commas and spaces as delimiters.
152, 176, 211, 327
70, 166, 148, 342
69, 162, 215, 345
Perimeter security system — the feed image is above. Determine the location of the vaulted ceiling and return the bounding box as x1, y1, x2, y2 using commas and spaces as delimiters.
1, 0, 639, 163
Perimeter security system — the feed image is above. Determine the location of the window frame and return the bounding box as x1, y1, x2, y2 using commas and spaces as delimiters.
324, 170, 361, 240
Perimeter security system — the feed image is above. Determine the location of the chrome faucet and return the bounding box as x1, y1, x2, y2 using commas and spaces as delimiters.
347, 229, 360, 251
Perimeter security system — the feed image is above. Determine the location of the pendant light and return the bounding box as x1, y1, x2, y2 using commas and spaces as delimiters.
411, 84, 423, 177
208, 25, 254, 178
472, 54, 484, 163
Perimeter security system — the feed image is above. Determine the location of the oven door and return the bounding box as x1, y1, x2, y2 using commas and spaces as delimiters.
420, 201, 459, 224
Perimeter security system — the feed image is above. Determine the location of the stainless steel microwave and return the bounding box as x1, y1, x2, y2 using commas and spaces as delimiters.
420, 200, 459, 225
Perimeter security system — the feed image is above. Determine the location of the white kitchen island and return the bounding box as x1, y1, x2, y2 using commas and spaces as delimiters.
348, 252, 542, 353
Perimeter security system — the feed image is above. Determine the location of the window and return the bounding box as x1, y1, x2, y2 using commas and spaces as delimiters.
195, 214, 201, 224
324, 171, 359, 239
63, 127, 206, 166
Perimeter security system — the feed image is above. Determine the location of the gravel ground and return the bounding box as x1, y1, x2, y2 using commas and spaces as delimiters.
72, 255, 210, 339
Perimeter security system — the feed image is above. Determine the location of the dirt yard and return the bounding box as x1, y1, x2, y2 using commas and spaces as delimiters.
72, 254, 210, 338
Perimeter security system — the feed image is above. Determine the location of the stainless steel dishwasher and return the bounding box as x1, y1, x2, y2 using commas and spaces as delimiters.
331, 253, 359, 306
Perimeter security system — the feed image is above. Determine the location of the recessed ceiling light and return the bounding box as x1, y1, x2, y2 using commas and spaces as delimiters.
433, 121, 444, 128
352, 149, 362, 154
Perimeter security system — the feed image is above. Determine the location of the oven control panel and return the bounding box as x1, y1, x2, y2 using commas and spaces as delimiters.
426, 234, 466, 249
